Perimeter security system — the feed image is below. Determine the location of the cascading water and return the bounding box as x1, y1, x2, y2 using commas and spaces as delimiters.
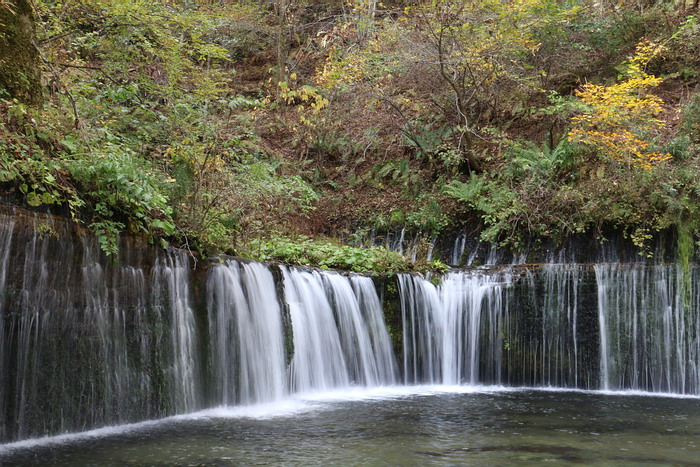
451, 234, 467, 266
80, 243, 153, 426
0, 211, 204, 442
282, 267, 397, 392
399, 271, 507, 385
0, 214, 402, 443
399, 265, 600, 388
595, 263, 700, 394
3, 206, 700, 446
282, 267, 350, 392
206, 260, 286, 405
350, 276, 398, 384
0, 217, 13, 442
152, 253, 200, 413
521, 265, 588, 388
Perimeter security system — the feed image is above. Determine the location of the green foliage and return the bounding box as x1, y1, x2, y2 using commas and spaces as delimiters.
445, 174, 522, 245
67, 144, 175, 249
249, 236, 410, 273
89, 220, 125, 258
0, 100, 81, 208
662, 14, 700, 80
503, 139, 578, 183
680, 93, 700, 144
371, 159, 414, 184
232, 160, 319, 215
2, 0, 317, 257
663, 134, 692, 161
567, 8, 645, 55
403, 119, 454, 160
308, 131, 366, 162
405, 196, 448, 237
0, 98, 175, 256
165, 132, 319, 253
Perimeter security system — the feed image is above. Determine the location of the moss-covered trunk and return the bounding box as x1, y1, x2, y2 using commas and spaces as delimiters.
0, 0, 42, 106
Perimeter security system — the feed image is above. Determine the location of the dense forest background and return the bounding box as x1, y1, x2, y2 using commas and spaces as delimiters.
1, 0, 699, 270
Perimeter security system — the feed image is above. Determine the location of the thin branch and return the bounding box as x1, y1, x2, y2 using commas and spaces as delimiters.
52, 61, 121, 84
32, 40, 80, 128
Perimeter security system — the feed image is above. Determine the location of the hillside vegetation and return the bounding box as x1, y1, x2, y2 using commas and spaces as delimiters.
1, 0, 700, 268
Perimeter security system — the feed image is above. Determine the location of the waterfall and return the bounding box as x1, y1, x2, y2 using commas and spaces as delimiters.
531, 265, 584, 388
0, 212, 205, 442
451, 234, 467, 266
152, 253, 200, 413
81, 244, 153, 425
399, 271, 506, 385
282, 267, 349, 392
351, 276, 399, 384
282, 267, 397, 393
206, 260, 286, 405
4, 206, 700, 444
399, 266, 599, 388
0, 217, 14, 442
595, 264, 700, 394
398, 274, 440, 384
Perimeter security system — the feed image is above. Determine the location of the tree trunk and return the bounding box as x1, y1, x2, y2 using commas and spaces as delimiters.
0, 0, 42, 106
275, 0, 290, 99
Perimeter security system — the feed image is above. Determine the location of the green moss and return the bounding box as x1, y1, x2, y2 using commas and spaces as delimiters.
678, 223, 694, 275
677, 223, 694, 316
0, 0, 42, 106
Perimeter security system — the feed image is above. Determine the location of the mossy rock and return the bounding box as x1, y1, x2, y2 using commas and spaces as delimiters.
0, 0, 42, 106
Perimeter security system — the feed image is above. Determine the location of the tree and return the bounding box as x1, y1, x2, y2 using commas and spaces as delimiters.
349, 0, 378, 44
414, 0, 565, 138
0, 0, 42, 105
568, 40, 671, 170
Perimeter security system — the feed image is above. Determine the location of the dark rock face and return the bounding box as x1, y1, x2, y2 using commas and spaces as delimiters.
0, 207, 205, 442
498, 266, 601, 388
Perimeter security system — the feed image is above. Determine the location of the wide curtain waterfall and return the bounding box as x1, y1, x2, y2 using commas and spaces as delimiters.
0, 211, 200, 442
2, 208, 700, 443
595, 264, 700, 394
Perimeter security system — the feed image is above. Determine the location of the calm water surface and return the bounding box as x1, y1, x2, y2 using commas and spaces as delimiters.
1, 387, 699, 466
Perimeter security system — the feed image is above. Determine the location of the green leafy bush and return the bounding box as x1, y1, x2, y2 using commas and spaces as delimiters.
445, 174, 523, 245
67, 144, 175, 254
248, 236, 411, 273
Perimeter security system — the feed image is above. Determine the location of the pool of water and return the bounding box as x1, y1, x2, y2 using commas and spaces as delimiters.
2, 386, 699, 466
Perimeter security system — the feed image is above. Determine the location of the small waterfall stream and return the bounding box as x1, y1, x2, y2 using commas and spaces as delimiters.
2, 208, 700, 444
206, 261, 286, 405
0, 219, 14, 442
153, 254, 200, 413
282, 267, 397, 393
399, 272, 506, 385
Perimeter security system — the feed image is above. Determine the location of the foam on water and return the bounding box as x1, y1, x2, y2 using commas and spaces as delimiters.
194, 399, 320, 420
3, 382, 697, 456
0, 417, 175, 455
505, 385, 700, 399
